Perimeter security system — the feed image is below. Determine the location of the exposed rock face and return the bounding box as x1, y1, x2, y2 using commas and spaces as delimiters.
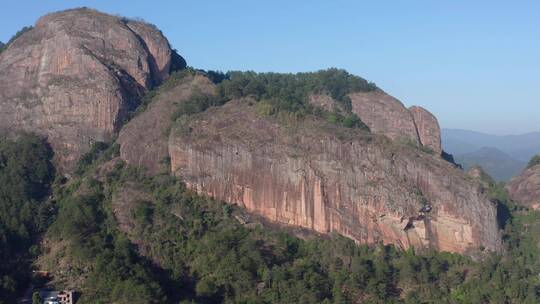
118, 74, 215, 175
308, 94, 344, 112
125, 21, 171, 84
0, 8, 173, 171
350, 90, 420, 145
349, 91, 442, 155
507, 165, 540, 210
409, 106, 442, 154
168, 100, 501, 254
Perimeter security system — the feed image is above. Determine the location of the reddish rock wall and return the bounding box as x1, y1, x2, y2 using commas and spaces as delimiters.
118, 75, 215, 175
409, 106, 442, 154
349, 91, 442, 155
350, 90, 420, 145
168, 100, 501, 254
0, 8, 172, 170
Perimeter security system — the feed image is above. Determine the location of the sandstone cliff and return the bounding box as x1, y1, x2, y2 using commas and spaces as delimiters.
165, 99, 501, 254
0, 8, 174, 170
117, 74, 216, 175
507, 164, 540, 210
349, 90, 442, 155
409, 106, 442, 154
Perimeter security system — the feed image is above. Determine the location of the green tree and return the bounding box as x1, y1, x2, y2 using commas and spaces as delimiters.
526, 154, 540, 169
32, 291, 41, 304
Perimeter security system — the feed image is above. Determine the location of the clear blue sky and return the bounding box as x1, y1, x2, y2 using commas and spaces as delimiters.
1, 1, 539, 135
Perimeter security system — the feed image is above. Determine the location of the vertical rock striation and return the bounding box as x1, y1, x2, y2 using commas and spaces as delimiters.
350, 90, 420, 145
167, 100, 501, 255
409, 106, 442, 154
349, 90, 442, 155
0, 8, 174, 171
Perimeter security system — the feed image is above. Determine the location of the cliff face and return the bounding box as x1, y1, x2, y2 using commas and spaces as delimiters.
349, 91, 442, 154
166, 100, 501, 254
0, 8, 173, 171
507, 165, 540, 210
117, 74, 216, 175
409, 106, 442, 154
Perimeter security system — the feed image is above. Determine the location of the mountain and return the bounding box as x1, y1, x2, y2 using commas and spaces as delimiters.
442, 129, 540, 181
0, 8, 181, 171
116, 68, 500, 255
442, 128, 540, 161
4, 7, 540, 304
454, 147, 526, 182
0, 8, 500, 255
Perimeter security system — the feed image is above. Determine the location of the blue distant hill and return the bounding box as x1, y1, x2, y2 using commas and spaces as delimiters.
442, 129, 540, 181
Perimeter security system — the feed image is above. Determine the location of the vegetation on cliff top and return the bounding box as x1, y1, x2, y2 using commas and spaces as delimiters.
526, 154, 540, 169
157, 68, 373, 131
0, 26, 32, 53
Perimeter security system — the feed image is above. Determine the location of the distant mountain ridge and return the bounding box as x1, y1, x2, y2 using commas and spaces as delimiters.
442, 129, 540, 181
454, 147, 526, 182
442, 129, 540, 161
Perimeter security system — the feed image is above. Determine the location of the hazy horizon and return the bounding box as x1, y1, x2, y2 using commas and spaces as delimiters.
2, 1, 538, 135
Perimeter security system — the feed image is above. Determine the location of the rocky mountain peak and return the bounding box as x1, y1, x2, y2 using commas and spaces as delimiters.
349, 90, 442, 154
0, 8, 176, 171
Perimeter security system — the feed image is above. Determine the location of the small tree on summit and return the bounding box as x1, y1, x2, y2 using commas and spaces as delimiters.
527, 155, 540, 169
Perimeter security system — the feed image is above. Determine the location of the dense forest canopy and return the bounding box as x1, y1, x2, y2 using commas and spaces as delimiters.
160, 68, 374, 131
216, 68, 377, 111
0, 135, 54, 303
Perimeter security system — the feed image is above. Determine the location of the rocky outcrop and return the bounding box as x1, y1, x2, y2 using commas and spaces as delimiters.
168, 100, 501, 255
118, 74, 215, 175
125, 21, 172, 84
350, 90, 420, 145
0, 8, 174, 171
507, 165, 540, 210
308, 94, 345, 112
409, 106, 442, 154
349, 90, 442, 155
467, 165, 494, 183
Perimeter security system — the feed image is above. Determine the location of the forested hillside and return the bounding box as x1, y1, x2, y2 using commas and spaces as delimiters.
0, 135, 54, 303
0, 9, 538, 302
1, 131, 538, 303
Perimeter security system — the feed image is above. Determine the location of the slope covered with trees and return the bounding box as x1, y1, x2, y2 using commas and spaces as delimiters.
29, 142, 539, 303
0, 68, 538, 303
0, 135, 54, 303
167, 68, 374, 131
